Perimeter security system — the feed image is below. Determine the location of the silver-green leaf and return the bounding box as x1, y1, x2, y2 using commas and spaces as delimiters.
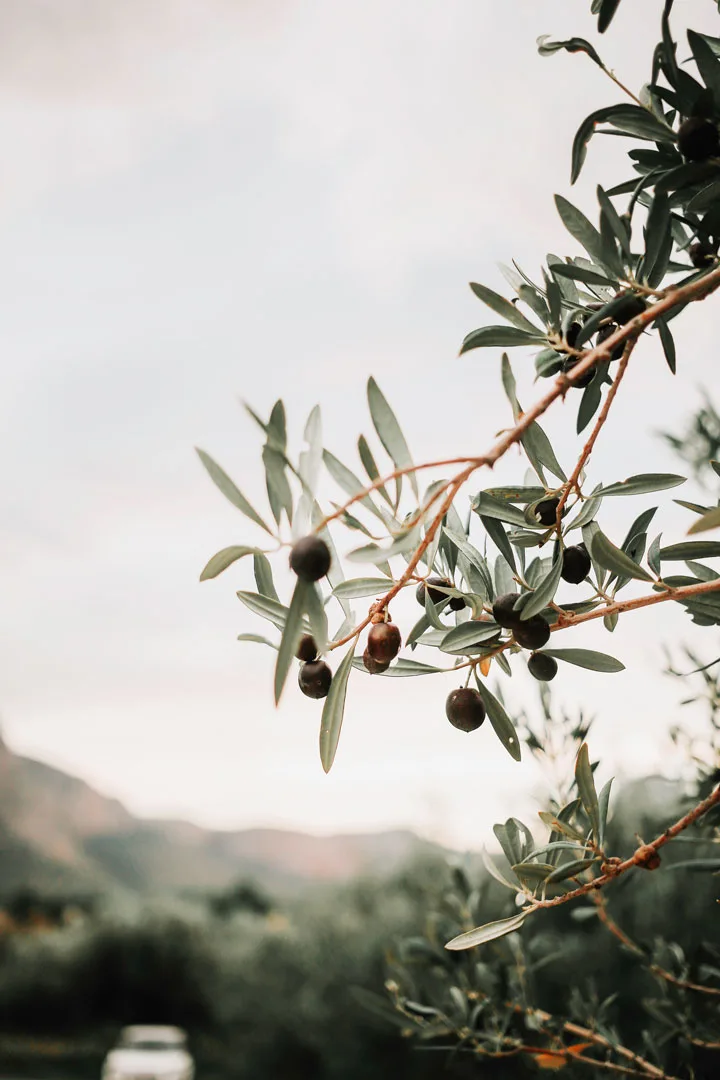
540, 648, 625, 673
319, 642, 356, 773
445, 910, 530, 951
196, 449, 273, 536
575, 743, 600, 842
200, 545, 261, 582
274, 579, 310, 705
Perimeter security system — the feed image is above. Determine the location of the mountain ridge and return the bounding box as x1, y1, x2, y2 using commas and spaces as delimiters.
0, 733, 435, 897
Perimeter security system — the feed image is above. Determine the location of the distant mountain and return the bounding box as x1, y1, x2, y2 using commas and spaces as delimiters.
0, 733, 435, 898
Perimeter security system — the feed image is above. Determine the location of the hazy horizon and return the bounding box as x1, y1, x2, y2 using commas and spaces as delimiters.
2, 0, 719, 851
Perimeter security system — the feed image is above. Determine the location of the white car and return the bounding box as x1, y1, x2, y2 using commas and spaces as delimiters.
102, 1025, 195, 1080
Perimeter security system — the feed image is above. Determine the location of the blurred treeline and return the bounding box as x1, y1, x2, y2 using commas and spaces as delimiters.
0, 778, 718, 1080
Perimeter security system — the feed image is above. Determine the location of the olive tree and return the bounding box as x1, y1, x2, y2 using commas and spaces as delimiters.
197, 0, 720, 1073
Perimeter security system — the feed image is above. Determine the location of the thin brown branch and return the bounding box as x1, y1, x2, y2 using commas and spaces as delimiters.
555, 338, 635, 526
529, 783, 720, 911
688, 1036, 720, 1049
569, 1052, 676, 1079
442, 578, 720, 676
316, 456, 486, 532
328, 467, 475, 650
592, 893, 720, 997
508, 1002, 675, 1079
550, 576, 720, 631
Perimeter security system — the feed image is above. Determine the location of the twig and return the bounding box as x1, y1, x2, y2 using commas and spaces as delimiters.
593, 893, 720, 997
316, 456, 486, 532
555, 339, 635, 527
549, 577, 720, 631
529, 783, 720, 911
509, 1002, 675, 1079
328, 468, 475, 650
440, 577, 720, 676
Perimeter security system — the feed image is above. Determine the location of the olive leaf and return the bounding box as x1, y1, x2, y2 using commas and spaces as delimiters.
274, 579, 310, 705
319, 642, 356, 773
367, 377, 417, 498
575, 743, 600, 842
196, 449, 273, 536
592, 529, 654, 581
519, 555, 563, 620
688, 507, 720, 535
540, 648, 625, 673
474, 677, 522, 762
237, 590, 297, 632
332, 577, 396, 599
200, 545, 262, 582
253, 552, 279, 602
469, 282, 542, 333
460, 326, 546, 353
352, 657, 445, 677
660, 541, 720, 560
594, 474, 685, 497
445, 910, 530, 951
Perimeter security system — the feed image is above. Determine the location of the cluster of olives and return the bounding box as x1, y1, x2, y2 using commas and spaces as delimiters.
288, 523, 593, 722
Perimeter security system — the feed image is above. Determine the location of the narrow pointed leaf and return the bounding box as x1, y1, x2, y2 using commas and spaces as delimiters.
594, 474, 685, 497
445, 910, 529, 951
688, 507, 720, 535
647, 533, 663, 577
541, 648, 625, 673
575, 744, 600, 841
319, 642, 356, 773
592, 530, 653, 581
481, 516, 517, 573
660, 541, 720, 560
332, 577, 395, 600
196, 449, 273, 536
358, 434, 392, 507
657, 317, 676, 374
520, 555, 563, 620
305, 583, 328, 654
469, 283, 541, 333
237, 590, 294, 631
367, 377, 417, 498
460, 326, 545, 353
555, 195, 607, 268
236, 633, 278, 650
274, 579, 309, 704
352, 657, 445, 677
474, 679, 522, 761
598, 777, 614, 848
323, 450, 385, 523
440, 621, 502, 654
200, 545, 261, 582
253, 553, 280, 602
546, 857, 598, 884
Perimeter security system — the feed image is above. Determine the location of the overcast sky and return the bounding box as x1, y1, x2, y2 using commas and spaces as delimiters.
1, 0, 718, 850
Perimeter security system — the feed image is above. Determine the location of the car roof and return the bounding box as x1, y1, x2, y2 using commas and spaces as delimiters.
119, 1026, 187, 1043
